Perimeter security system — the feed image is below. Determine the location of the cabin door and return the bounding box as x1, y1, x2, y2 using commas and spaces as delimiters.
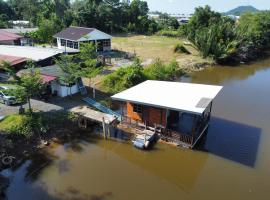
148, 107, 166, 127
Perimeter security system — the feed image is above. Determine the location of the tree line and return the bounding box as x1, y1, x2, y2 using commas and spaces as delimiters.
0, 0, 182, 43
0, 1, 158, 34
180, 6, 270, 64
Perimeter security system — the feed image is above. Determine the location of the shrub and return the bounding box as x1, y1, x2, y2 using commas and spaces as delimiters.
103, 59, 184, 94
174, 43, 191, 54
156, 29, 180, 37
144, 59, 183, 80
0, 112, 76, 139
103, 61, 146, 94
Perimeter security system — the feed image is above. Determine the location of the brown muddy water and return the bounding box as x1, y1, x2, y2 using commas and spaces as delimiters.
1, 59, 270, 200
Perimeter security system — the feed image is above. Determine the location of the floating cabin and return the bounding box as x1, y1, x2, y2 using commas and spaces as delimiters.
112, 80, 223, 148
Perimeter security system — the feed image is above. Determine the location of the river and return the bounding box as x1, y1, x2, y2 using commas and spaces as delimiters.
1, 59, 270, 200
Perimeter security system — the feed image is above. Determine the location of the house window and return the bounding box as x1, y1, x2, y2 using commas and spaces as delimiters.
133, 104, 142, 114
61, 39, 66, 46
74, 42, 79, 49
103, 39, 111, 47
67, 40, 73, 48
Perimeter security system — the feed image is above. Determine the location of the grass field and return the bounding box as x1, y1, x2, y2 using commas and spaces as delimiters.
112, 35, 214, 71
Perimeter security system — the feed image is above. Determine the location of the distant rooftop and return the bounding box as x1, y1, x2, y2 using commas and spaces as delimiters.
9, 20, 29, 25
0, 45, 62, 61
18, 65, 64, 78
112, 80, 223, 115
1, 28, 38, 35
0, 54, 28, 66
53, 26, 112, 41
0, 30, 22, 41
54, 27, 96, 41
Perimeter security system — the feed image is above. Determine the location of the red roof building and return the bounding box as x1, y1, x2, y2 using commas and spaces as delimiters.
0, 30, 23, 45
40, 74, 57, 83
0, 54, 28, 67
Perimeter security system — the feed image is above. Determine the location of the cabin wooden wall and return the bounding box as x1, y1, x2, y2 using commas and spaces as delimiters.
126, 102, 167, 127
127, 102, 143, 121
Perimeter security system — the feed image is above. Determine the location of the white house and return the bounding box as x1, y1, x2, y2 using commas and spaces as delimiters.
18, 65, 83, 98
53, 26, 112, 52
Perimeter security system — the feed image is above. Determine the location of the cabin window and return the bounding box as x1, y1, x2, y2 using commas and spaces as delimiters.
133, 104, 142, 114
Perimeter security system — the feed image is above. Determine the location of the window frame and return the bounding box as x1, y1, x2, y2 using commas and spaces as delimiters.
133, 104, 143, 114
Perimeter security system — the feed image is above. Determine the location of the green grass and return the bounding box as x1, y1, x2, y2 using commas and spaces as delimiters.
0, 83, 20, 89
0, 114, 28, 133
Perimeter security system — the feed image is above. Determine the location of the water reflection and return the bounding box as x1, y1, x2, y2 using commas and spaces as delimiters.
196, 117, 261, 168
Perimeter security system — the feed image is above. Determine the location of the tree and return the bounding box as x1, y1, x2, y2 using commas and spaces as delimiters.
36, 15, 64, 44
235, 11, 270, 61
0, 14, 8, 28
56, 55, 81, 96
183, 6, 236, 61
19, 61, 43, 113
78, 42, 97, 61
76, 42, 102, 90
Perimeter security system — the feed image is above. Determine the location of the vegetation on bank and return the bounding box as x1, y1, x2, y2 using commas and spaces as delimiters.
103, 59, 184, 94
0, 112, 77, 145
174, 43, 191, 54
180, 6, 270, 64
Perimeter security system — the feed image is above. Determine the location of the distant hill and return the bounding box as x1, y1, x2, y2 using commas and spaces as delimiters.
225, 6, 259, 16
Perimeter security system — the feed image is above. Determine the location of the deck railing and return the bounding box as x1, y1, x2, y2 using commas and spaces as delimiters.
161, 129, 194, 146
120, 116, 195, 146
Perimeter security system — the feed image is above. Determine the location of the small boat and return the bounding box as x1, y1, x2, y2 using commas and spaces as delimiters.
132, 130, 157, 150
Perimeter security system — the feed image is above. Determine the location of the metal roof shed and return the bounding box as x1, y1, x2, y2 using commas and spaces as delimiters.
0, 45, 62, 62
112, 80, 223, 115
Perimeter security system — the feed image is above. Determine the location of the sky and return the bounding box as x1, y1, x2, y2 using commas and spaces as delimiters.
144, 0, 270, 13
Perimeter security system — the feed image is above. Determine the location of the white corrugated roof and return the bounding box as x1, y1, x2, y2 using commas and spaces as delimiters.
112, 80, 223, 115
0, 45, 62, 61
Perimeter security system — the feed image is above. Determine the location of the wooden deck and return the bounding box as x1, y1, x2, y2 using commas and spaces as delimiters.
70, 106, 117, 124
120, 115, 209, 148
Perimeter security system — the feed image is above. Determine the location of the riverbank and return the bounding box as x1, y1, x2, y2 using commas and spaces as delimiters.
0, 111, 83, 171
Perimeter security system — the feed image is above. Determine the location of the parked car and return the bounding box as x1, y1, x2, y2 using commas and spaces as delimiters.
0, 86, 17, 106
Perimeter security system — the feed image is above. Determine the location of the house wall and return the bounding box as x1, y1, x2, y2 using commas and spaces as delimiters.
0, 40, 15, 45
103, 45, 111, 51
20, 38, 33, 46
59, 84, 79, 97
50, 80, 79, 97
57, 38, 61, 49
126, 102, 167, 127
51, 80, 61, 96
57, 38, 111, 52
